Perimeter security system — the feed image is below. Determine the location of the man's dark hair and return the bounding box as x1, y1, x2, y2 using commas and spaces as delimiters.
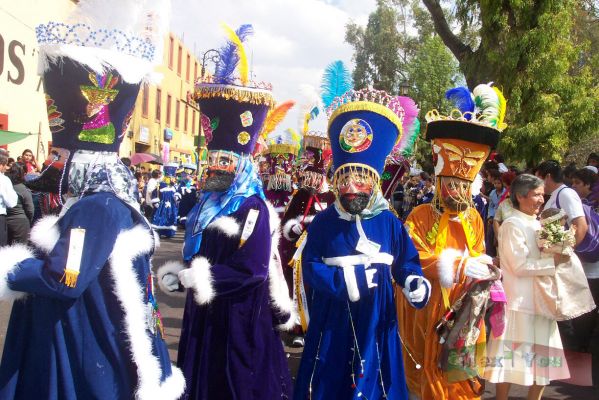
535, 160, 563, 183
121, 157, 132, 167
420, 171, 430, 181
0, 155, 8, 166
6, 163, 25, 184
494, 154, 505, 163
151, 169, 161, 179
488, 169, 501, 181
563, 162, 577, 179
573, 168, 598, 187
587, 152, 599, 165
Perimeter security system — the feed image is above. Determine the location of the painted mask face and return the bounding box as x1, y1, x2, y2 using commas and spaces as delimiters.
204, 150, 240, 192
337, 171, 374, 214
439, 176, 471, 212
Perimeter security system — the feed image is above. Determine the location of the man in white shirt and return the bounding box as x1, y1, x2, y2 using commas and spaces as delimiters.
0, 153, 18, 246
143, 169, 161, 219
536, 160, 599, 391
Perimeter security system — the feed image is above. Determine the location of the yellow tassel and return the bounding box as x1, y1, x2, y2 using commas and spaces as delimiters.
61, 269, 79, 288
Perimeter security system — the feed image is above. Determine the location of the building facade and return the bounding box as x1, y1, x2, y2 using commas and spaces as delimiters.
122, 34, 201, 165
0, 0, 77, 162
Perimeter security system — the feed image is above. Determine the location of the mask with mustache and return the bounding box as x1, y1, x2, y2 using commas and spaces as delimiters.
340, 192, 370, 215
204, 170, 235, 192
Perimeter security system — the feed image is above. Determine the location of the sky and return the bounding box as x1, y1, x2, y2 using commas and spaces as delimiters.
170, 0, 377, 138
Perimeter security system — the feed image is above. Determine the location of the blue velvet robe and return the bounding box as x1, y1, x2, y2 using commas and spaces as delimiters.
178, 195, 292, 400
177, 185, 197, 226
0, 192, 183, 400
294, 206, 426, 400
152, 183, 179, 238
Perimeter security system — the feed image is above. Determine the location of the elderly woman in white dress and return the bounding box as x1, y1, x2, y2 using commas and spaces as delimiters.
484, 174, 570, 400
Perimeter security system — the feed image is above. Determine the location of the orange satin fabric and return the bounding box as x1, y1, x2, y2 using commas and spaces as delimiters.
397, 204, 485, 400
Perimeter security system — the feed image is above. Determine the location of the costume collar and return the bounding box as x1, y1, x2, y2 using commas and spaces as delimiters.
334, 191, 389, 221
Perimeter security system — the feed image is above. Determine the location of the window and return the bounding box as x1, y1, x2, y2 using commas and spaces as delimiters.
192, 110, 196, 135
175, 100, 180, 129
186, 54, 191, 82
184, 104, 189, 132
166, 94, 172, 126
177, 45, 183, 76
168, 37, 174, 69
194, 62, 198, 82
155, 88, 162, 122
141, 83, 149, 117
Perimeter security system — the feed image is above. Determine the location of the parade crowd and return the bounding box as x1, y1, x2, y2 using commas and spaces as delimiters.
0, 1, 598, 400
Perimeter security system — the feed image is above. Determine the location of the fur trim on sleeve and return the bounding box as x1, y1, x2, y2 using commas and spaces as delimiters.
343, 265, 361, 302
277, 306, 299, 332
0, 243, 34, 301
186, 257, 215, 305
29, 215, 60, 254
282, 215, 314, 242
437, 248, 461, 288
156, 261, 185, 294
206, 216, 240, 237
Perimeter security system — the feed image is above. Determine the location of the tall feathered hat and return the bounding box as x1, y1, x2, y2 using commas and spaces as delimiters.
323, 60, 405, 190
426, 83, 507, 182
37, 0, 170, 153
195, 24, 275, 155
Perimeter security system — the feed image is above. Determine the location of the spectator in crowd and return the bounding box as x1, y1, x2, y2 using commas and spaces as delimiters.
4, 163, 34, 244
562, 162, 578, 187
402, 173, 422, 218
134, 171, 145, 205
0, 153, 18, 245
571, 168, 599, 209
494, 153, 509, 173
21, 149, 39, 174
493, 171, 517, 250
417, 174, 435, 205
536, 160, 588, 245
486, 169, 505, 256
144, 169, 161, 219
484, 174, 570, 399
587, 152, 599, 168
7, 158, 14, 168
536, 160, 599, 389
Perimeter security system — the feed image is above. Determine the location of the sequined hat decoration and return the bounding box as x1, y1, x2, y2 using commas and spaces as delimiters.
195, 23, 275, 156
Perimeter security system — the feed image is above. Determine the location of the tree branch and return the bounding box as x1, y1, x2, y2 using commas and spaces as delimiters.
422, 0, 472, 62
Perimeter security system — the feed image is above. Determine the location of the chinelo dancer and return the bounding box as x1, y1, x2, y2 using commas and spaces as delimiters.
0, 1, 185, 399
293, 87, 430, 400
157, 24, 295, 400
397, 84, 508, 400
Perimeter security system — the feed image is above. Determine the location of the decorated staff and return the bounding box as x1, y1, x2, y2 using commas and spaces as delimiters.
0, 1, 185, 399
157, 24, 294, 400
397, 84, 507, 399
293, 88, 430, 400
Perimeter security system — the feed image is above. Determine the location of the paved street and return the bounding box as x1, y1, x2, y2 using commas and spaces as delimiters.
0, 230, 597, 399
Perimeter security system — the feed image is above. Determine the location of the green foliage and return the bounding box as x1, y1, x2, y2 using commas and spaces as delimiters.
423, 0, 599, 167
345, 0, 406, 92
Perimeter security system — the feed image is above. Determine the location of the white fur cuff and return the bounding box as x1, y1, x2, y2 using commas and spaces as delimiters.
277, 306, 299, 332
437, 248, 462, 288
206, 216, 240, 237
0, 243, 34, 301
30, 215, 60, 254
343, 265, 361, 302
181, 257, 215, 305
156, 261, 185, 294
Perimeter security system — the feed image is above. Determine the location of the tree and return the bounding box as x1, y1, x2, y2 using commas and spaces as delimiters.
407, 34, 462, 171
345, 0, 407, 92
422, 0, 599, 166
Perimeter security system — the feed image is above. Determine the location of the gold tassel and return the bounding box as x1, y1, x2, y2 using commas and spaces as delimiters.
61, 269, 79, 288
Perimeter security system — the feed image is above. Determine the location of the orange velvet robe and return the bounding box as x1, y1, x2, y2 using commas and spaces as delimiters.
396, 204, 485, 400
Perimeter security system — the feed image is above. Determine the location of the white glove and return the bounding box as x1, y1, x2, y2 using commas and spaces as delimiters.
464, 255, 494, 280
402, 275, 429, 304
178, 268, 196, 289
161, 273, 180, 292
291, 223, 304, 236
365, 266, 378, 289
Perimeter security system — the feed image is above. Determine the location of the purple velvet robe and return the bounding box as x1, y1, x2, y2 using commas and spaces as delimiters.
177, 195, 292, 400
